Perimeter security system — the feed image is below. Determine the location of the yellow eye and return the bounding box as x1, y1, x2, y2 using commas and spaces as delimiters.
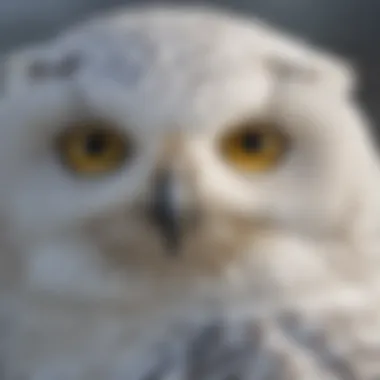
219, 122, 288, 172
57, 121, 131, 176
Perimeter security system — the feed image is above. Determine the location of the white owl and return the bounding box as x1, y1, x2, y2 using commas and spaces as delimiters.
1, 5, 380, 380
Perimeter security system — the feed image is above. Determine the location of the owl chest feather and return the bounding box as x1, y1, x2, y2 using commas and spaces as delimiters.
3, 267, 380, 380
2, 229, 380, 379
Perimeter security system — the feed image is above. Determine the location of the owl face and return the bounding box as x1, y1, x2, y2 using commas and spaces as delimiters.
1, 7, 379, 302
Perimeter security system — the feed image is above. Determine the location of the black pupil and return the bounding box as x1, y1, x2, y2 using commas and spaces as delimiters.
85, 132, 107, 155
240, 131, 264, 153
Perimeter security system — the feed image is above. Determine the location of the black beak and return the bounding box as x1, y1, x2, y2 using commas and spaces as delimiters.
150, 170, 182, 254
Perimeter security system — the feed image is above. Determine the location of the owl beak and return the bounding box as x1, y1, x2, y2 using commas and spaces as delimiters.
150, 170, 182, 254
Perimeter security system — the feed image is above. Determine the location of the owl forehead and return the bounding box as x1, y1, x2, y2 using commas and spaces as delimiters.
61, 19, 263, 90
54, 24, 274, 134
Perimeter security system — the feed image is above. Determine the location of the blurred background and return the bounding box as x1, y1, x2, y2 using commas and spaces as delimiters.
1, 0, 380, 141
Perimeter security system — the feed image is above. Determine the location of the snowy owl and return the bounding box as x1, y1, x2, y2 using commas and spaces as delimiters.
1, 4, 380, 380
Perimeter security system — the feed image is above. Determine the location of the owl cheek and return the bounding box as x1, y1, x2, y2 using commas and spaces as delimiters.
24, 237, 126, 299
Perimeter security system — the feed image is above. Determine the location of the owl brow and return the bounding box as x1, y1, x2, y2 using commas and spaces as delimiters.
27, 51, 83, 80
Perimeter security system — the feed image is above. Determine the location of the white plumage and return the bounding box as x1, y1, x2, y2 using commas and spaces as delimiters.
0, 5, 380, 379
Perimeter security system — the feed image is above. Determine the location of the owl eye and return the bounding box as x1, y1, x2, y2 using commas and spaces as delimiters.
57, 121, 132, 176
219, 121, 288, 172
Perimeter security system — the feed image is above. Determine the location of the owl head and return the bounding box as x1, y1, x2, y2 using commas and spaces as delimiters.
0, 6, 379, 304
